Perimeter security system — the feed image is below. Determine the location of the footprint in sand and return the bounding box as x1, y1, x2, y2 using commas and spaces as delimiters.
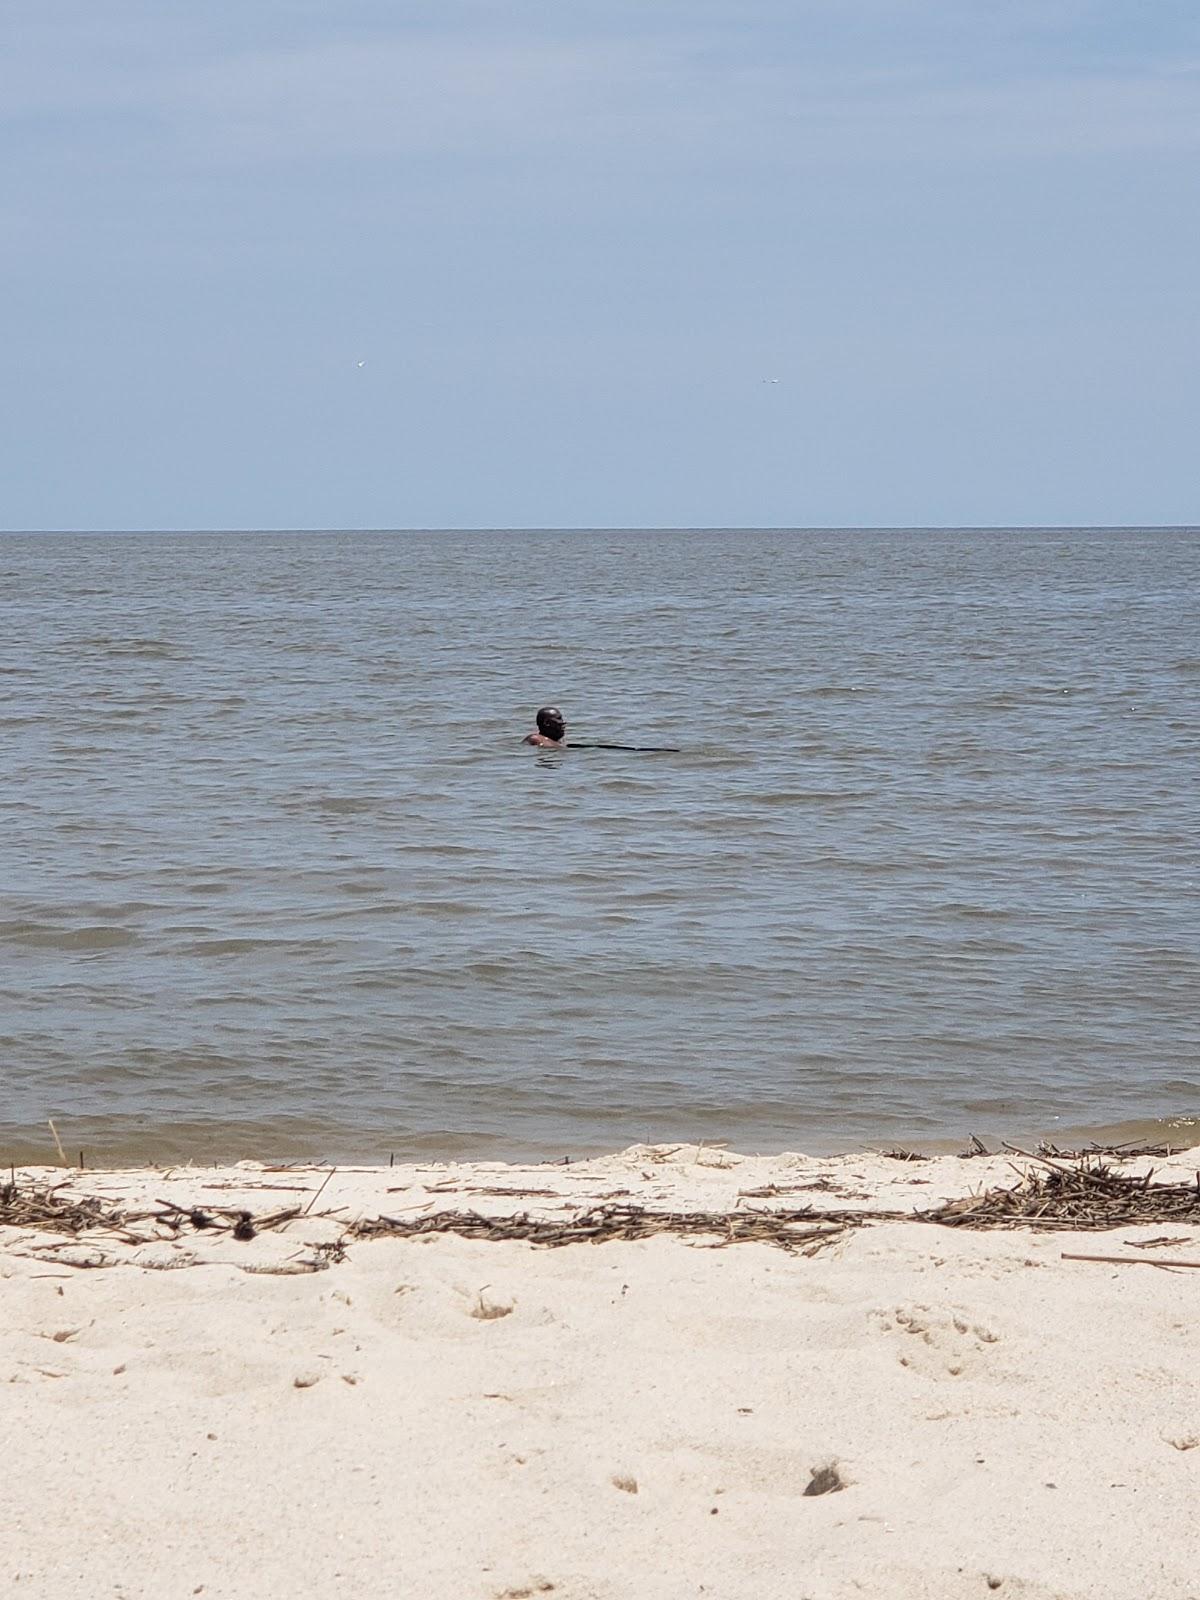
870, 1304, 1000, 1377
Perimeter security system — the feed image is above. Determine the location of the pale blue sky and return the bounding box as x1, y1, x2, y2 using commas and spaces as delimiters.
3, 1, 1197, 529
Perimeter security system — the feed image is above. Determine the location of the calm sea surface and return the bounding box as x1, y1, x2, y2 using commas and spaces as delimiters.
2, 528, 1198, 1164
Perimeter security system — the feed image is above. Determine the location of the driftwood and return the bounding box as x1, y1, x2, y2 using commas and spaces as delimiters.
959, 1135, 993, 1158
1062, 1252, 1200, 1271
921, 1155, 1200, 1231
351, 1203, 851, 1254
357, 1158, 1200, 1249
0, 1180, 299, 1246
0, 1181, 141, 1237
5, 1154, 1200, 1268
1039, 1140, 1184, 1161
738, 1179, 839, 1198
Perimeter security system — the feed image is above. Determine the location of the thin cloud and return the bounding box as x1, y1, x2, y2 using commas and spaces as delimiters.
3, 1, 1197, 183
172, 36, 664, 162
166, 42, 1200, 172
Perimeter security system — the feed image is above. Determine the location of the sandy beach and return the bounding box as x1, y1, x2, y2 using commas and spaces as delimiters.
3, 1142, 1199, 1599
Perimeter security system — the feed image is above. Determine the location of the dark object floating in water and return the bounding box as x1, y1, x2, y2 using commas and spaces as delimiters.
567, 742, 681, 753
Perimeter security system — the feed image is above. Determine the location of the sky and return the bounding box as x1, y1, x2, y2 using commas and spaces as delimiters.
2, 0, 1198, 529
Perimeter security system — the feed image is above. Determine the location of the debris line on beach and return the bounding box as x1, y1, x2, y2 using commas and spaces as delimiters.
5, 1155, 1200, 1266
0, 1179, 301, 1246
921, 1155, 1200, 1231
351, 1203, 851, 1253
0, 1181, 128, 1237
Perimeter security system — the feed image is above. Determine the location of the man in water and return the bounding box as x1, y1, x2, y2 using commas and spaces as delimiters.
523, 705, 566, 747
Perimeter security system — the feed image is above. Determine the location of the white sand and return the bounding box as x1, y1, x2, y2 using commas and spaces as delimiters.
3, 1143, 1199, 1599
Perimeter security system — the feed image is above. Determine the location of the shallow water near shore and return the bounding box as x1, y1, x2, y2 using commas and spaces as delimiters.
3, 526, 1198, 1165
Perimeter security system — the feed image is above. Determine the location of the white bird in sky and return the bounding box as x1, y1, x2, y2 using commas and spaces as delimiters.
357, 360, 366, 368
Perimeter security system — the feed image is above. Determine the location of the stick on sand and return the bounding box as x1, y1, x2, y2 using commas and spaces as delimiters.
1062, 1251, 1200, 1270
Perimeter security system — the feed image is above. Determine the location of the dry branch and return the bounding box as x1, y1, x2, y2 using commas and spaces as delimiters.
350, 1203, 850, 1253
922, 1158, 1200, 1231
6, 1156, 1200, 1270
1062, 1252, 1200, 1270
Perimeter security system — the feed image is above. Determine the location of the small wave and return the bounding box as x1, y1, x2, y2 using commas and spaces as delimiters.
78, 637, 185, 659
322, 900, 414, 919
745, 789, 857, 806
1, 922, 138, 951
176, 937, 330, 957
401, 898, 484, 917
311, 796, 380, 816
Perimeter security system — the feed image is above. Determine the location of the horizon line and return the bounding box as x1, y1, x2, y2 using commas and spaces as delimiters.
2, 523, 1198, 536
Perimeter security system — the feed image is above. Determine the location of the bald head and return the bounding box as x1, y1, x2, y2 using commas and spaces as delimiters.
535, 706, 565, 741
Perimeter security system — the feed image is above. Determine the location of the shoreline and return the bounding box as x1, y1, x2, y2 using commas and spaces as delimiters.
6, 1144, 1200, 1599
10, 1135, 1200, 1230
6, 1108, 1200, 1174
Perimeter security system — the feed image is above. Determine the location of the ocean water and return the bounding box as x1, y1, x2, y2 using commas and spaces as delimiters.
2, 527, 1198, 1165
